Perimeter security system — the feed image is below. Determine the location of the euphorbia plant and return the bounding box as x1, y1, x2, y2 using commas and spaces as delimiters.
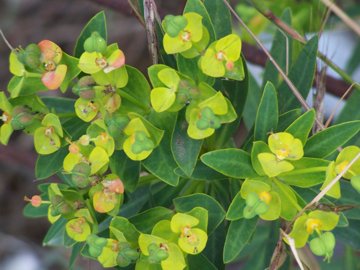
1, 0, 360, 269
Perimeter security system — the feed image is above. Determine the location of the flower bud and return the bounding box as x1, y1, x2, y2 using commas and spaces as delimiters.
87, 234, 107, 257
71, 162, 91, 188
163, 15, 188, 38
11, 106, 34, 130
309, 232, 335, 260
24, 195, 42, 207
84, 32, 107, 53
148, 243, 169, 264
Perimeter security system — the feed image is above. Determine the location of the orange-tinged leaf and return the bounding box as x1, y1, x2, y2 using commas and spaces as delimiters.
42, 64, 67, 90
38, 40, 62, 63
104, 49, 125, 73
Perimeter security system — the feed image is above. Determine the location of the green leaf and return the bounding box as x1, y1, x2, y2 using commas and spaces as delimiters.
174, 161, 226, 181
60, 52, 80, 93
8, 75, 48, 98
277, 36, 318, 113
23, 202, 49, 218
184, 0, 216, 42
226, 192, 246, 221
276, 109, 302, 131
43, 218, 67, 246
74, 11, 107, 57
109, 150, 140, 192
203, 0, 232, 39
251, 141, 270, 175
242, 72, 262, 130
174, 193, 225, 234
121, 66, 151, 111
223, 218, 258, 263
129, 207, 173, 234
211, 56, 249, 148
110, 216, 139, 246
336, 90, 360, 146
142, 112, 179, 186
188, 253, 217, 270
41, 97, 75, 114
171, 110, 203, 176
201, 149, 258, 179
35, 147, 68, 180
262, 9, 292, 88
285, 109, 315, 145
279, 157, 329, 187
304, 121, 360, 158
254, 81, 278, 141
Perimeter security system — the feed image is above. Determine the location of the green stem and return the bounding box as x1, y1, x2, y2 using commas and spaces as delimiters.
280, 166, 328, 176
273, 178, 302, 212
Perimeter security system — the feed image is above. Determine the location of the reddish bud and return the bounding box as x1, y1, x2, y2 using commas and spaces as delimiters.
25, 195, 42, 207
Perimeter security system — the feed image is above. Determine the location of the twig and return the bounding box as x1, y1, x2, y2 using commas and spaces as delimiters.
281, 229, 305, 270
325, 83, 358, 127
0, 29, 15, 51
248, 0, 360, 91
144, 0, 158, 64
241, 43, 352, 99
313, 67, 327, 133
305, 152, 360, 211
320, 0, 360, 36
288, 152, 360, 226
222, 0, 325, 129
269, 234, 286, 270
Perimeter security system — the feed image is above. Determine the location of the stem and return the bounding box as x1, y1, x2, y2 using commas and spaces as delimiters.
0, 29, 14, 51
320, 0, 360, 36
248, 0, 360, 91
273, 178, 302, 212
279, 166, 328, 176
222, 0, 326, 129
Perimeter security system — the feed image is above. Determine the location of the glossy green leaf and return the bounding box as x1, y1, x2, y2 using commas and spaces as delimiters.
254, 81, 278, 141
277, 36, 318, 112
304, 121, 360, 158
129, 207, 174, 234
203, 0, 231, 39
223, 218, 258, 263
212, 56, 249, 148
74, 11, 107, 57
279, 157, 329, 187
110, 216, 140, 247
35, 146, 68, 180
226, 192, 246, 221
142, 112, 179, 186
262, 9, 292, 88
188, 253, 217, 270
171, 110, 203, 176
174, 193, 225, 234
109, 150, 140, 192
285, 109, 315, 145
201, 149, 258, 179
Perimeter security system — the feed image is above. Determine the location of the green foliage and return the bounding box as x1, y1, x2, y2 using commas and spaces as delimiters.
1, 2, 359, 270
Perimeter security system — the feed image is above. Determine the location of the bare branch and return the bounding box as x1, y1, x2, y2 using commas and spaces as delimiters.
222, 0, 325, 129
320, 0, 360, 36
144, 0, 158, 64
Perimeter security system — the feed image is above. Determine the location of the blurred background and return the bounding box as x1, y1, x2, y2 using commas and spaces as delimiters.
0, 0, 359, 269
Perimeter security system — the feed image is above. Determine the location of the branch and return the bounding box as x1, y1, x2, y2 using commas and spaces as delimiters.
242, 43, 353, 99
144, 0, 159, 64
222, 0, 326, 129
320, 0, 360, 36
248, 0, 360, 91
